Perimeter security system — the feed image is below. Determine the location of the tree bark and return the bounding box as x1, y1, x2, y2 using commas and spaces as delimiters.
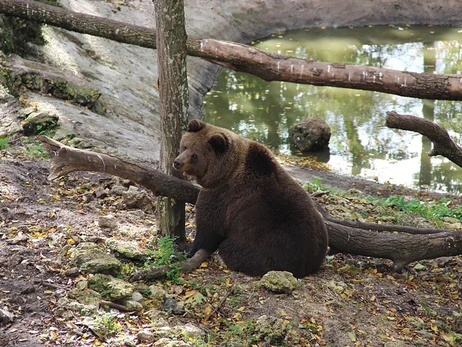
386, 111, 462, 167
2, 0, 462, 100
39, 136, 462, 276
153, 0, 189, 241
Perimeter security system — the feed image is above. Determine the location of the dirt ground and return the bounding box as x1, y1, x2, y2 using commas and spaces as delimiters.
0, 136, 461, 346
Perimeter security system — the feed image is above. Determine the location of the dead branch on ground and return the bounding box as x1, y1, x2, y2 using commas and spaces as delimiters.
39, 135, 199, 204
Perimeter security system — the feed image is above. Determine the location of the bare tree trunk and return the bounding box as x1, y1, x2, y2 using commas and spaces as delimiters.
154, 0, 189, 241
2, 0, 462, 100
39, 136, 462, 277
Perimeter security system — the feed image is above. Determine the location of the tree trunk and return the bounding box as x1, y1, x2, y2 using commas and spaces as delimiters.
39, 136, 462, 275
2, 0, 462, 101
153, 0, 189, 241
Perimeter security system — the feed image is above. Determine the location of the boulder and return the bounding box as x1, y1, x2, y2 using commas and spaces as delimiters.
290, 118, 331, 152
259, 270, 299, 294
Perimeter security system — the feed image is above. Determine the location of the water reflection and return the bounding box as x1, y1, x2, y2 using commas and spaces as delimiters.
204, 25, 462, 193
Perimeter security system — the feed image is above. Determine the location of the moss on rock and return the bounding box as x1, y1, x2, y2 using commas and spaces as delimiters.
88, 274, 135, 301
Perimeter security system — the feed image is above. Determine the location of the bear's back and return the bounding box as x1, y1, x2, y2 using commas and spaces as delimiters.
214, 140, 328, 277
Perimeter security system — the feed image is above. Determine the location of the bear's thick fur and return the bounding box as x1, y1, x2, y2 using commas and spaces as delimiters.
173, 119, 328, 278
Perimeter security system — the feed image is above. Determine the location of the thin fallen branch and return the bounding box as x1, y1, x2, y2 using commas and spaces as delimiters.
100, 300, 135, 313
386, 111, 462, 167
205, 283, 236, 321
2, 0, 462, 100
315, 202, 449, 235
129, 249, 211, 282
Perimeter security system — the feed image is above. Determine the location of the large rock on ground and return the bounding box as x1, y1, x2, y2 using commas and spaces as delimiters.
290, 118, 331, 152
69, 242, 122, 275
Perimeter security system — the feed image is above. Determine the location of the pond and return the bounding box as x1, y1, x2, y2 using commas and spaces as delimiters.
203, 25, 462, 193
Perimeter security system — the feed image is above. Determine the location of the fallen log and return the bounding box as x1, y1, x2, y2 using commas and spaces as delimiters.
39, 136, 462, 279
2, 0, 462, 100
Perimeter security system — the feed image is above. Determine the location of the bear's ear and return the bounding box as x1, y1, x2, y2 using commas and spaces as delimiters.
187, 119, 206, 133
208, 133, 229, 155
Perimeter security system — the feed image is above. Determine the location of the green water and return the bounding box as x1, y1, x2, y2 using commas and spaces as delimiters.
204, 25, 462, 193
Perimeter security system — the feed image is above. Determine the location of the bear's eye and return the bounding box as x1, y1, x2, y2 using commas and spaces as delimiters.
181, 146, 187, 152
191, 154, 198, 160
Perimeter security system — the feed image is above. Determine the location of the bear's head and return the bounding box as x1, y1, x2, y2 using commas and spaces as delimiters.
173, 119, 233, 188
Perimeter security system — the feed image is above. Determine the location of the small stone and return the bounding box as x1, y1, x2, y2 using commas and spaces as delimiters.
149, 285, 168, 307
107, 239, 146, 261
75, 280, 89, 290
326, 280, 347, 294
149, 308, 169, 326
137, 330, 154, 343
69, 242, 122, 275
177, 323, 205, 339
259, 271, 299, 294
254, 315, 289, 344
98, 214, 118, 229
64, 267, 80, 277
110, 185, 127, 196
82, 317, 112, 340
66, 301, 98, 316
163, 298, 185, 315
0, 308, 14, 324
290, 117, 331, 152
68, 288, 101, 306
122, 300, 144, 312
413, 263, 427, 271
131, 291, 144, 302
94, 188, 108, 199
122, 186, 150, 209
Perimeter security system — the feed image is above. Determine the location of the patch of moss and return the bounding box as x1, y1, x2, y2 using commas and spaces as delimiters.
0, 1, 61, 57
0, 15, 44, 57
0, 52, 14, 94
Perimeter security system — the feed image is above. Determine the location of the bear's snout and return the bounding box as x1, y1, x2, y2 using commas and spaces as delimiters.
173, 159, 183, 170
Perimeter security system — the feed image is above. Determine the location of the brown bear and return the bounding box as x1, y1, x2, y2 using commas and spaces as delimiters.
173, 119, 328, 278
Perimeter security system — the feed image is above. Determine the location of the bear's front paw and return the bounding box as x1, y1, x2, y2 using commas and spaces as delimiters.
177, 241, 193, 254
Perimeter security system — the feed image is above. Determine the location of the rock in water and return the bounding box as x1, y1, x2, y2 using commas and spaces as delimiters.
290, 118, 331, 152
